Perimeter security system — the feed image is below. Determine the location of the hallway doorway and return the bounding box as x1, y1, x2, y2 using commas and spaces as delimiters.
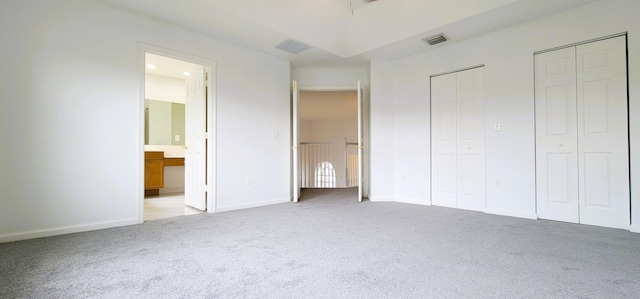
292, 82, 368, 203
298, 90, 359, 189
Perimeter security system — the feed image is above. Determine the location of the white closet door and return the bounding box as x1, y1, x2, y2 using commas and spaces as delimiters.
576, 36, 629, 229
431, 73, 458, 208
456, 67, 485, 211
534, 47, 579, 223
431, 67, 485, 210
535, 36, 629, 229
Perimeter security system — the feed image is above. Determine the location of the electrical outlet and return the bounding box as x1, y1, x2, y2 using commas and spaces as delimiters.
496, 179, 502, 188
493, 123, 501, 132
246, 176, 252, 185
272, 130, 279, 138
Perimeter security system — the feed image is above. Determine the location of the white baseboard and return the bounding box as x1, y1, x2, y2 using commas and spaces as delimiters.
484, 208, 538, 220
394, 197, 431, 206
630, 224, 640, 233
368, 196, 395, 202
0, 218, 140, 244
215, 198, 290, 213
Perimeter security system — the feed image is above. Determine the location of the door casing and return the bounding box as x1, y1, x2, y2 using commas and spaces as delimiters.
138, 44, 216, 222
292, 84, 370, 201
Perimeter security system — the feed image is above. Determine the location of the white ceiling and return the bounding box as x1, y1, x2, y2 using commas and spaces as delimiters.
103, 0, 595, 67
145, 53, 203, 79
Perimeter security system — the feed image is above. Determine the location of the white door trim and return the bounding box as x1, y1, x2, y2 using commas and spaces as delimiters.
430, 64, 485, 78
533, 32, 627, 55
292, 80, 300, 202
138, 44, 217, 222
357, 80, 363, 202
293, 84, 370, 199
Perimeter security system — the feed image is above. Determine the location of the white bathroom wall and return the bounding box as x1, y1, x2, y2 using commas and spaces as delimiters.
371, 0, 640, 223
161, 166, 185, 194
143, 145, 185, 158
0, 0, 290, 242
145, 73, 185, 103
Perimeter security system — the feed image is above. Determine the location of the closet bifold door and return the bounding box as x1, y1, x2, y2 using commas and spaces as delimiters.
535, 36, 629, 229
534, 47, 580, 224
575, 36, 629, 229
455, 68, 485, 211
431, 67, 485, 211
431, 73, 458, 208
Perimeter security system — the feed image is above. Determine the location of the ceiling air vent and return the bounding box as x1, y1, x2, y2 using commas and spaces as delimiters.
422, 34, 448, 46
275, 39, 311, 54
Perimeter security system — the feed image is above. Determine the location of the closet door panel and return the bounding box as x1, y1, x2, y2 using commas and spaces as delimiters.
576, 36, 629, 229
456, 67, 485, 211
431, 73, 458, 208
547, 153, 572, 205
535, 47, 579, 223
437, 154, 456, 195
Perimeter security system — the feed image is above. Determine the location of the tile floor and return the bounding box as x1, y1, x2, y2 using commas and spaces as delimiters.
144, 193, 204, 221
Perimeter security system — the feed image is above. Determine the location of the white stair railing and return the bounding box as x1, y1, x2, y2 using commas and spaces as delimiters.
299, 140, 359, 188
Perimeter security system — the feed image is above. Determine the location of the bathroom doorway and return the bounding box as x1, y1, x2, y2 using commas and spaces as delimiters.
142, 50, 214, 221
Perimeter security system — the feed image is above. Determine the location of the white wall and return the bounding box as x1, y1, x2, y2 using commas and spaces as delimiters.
370, 0, 640, 224
299, 119, 312, 142
292, 67, 369, 89
143, 145, 185, 158
161, 166, 185, 194
298, 90, 358, 143
0, 0, 290, 242
369, 61, 395, 202
302, 117, 357, 143
145, 73, 185, 103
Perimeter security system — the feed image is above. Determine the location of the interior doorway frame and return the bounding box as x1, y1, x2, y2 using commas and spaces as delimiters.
138, 44, 217, 223
293, 84, 371, 200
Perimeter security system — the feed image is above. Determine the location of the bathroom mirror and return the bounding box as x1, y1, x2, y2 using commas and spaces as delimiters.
145, 99, 185, 146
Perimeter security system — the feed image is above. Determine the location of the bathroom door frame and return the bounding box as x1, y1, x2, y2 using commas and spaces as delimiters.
138, 44, 217, 222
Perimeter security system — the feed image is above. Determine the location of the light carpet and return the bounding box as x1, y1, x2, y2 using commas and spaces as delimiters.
2, 188, 640, 298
